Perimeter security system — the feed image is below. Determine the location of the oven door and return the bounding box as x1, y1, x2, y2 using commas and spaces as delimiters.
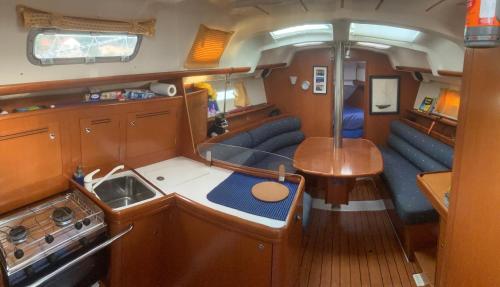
5, 225, 133, 287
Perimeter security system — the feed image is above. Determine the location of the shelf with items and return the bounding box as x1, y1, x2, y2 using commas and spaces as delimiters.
403, 109, 457, 146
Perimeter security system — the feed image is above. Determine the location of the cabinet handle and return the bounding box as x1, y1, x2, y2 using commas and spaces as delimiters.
295, 214, 302, 222
49, 133, 56, 140
130, 121, 136, 127
258, 243, 265, 251
84, 128, 91, 134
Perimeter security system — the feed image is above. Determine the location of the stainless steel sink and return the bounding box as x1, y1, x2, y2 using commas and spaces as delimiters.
94, 175, 156, 209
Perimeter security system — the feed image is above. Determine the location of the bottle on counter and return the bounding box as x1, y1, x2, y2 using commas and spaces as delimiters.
73, 165, 85, 185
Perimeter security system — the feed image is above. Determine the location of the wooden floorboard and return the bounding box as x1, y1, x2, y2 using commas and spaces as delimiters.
299, 181, 416, 287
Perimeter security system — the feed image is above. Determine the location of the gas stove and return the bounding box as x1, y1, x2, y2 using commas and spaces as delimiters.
0, 189, 107, 286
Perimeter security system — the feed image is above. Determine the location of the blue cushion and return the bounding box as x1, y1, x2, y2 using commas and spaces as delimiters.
220, 132, 253, 148
343, 128, 364, 139
380, 147, 439, 225
248, 117, 301, 146
274, 145, 299, 159
343, 105, 364, 130
253, 131, 305, 154
391, 121, 454, 169
388, 134, 448, 172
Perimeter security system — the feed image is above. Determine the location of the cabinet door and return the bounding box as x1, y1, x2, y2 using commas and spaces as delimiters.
119, 209, 170, 287
125, 109, 177, 162
167, 209, 272, 287
0, 122, 63, 210
80, 116, 121, 169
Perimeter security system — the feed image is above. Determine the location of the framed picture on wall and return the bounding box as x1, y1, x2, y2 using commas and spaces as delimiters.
369, 75, 400, 114
313, 66, 328, 94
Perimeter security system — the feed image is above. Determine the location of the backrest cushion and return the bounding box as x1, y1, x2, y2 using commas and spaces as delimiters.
390, 121, 454, 169
248, 117, 301, 146
252, 131, 305, 162
388, 134, 448, 172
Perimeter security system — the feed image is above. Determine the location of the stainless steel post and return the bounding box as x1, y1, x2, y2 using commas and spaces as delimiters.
334, 41, 345, 148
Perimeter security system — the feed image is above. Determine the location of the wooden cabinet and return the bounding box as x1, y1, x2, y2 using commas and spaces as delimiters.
119, 209, 170, 287
125, 109, 177, 165
0, 121, 64, 212
80, 116, 121, 170
108, 206, 172, 287
166, 209, 273, 287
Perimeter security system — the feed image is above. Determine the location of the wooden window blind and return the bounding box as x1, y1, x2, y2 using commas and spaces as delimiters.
185, 25, 234, 68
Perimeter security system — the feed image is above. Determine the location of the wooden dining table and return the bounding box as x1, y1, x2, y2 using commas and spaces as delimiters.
293, 137, 383, 204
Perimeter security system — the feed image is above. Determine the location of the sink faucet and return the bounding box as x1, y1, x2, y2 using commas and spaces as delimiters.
84, 165, 125, 193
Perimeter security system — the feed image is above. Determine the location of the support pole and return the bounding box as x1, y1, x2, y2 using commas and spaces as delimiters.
334, 41, 345, 148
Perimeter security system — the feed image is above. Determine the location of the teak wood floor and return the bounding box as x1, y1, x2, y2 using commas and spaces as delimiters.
297, 180, 420, 287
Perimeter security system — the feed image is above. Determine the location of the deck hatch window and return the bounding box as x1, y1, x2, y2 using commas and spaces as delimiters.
350, 23, 420, 42
270, 24, 333, 40
28, 30, 142, 65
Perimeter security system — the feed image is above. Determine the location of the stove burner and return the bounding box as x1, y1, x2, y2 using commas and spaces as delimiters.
8, 226, 28, 244
52, 207, 74, 227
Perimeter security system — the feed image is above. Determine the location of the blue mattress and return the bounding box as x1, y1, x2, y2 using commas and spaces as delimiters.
343, 128, 364, 138
207, 173, 299, 221
343, 105, 364, 130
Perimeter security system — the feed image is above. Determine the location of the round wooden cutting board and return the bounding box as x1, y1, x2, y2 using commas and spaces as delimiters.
251, 181, 290, 202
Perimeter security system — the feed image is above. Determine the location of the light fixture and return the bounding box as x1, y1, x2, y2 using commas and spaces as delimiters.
293, 41, 325, 47
270, 24, 333, 40
356, 41, 391, 49
350, 23, 420, 42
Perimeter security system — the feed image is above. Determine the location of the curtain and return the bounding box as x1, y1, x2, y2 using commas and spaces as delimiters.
17, 5, 156, 36
435, 88, 460, 119
233, 81, 249, 107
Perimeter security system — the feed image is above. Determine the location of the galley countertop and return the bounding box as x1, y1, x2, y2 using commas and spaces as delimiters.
135, 157, 290, 228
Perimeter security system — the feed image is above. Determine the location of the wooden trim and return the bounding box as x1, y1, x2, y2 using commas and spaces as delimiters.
255, 63, 287, 70
437, 70, 463, 78
207, 103, 275, 123
0, 67, 251, 96
408, 109, 458, 127
401, 118, 455, 146
204, 114, 291, 144
395, 66, 432, 74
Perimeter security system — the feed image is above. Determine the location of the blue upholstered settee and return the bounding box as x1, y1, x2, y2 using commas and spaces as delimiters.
380, 121, 454, 225
214, 116, 312, 228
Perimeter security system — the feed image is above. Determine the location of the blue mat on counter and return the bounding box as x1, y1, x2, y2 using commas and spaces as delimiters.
207, 173, 299, 221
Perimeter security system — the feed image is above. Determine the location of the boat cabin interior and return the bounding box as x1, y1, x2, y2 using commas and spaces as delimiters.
0, 0, 499, 286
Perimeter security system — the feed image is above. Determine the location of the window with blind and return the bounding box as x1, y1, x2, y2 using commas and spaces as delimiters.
185, 25, 234, 68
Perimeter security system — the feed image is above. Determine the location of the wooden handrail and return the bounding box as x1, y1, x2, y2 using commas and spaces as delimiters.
437, 70, 463, 78
0, 67, 251, 96
255, 63, 287, 70
395, 66, 432, 74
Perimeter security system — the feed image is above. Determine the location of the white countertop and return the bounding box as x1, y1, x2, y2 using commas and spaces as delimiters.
135, 157, 288, 228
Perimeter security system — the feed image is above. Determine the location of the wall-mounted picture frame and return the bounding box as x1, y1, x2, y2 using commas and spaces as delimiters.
369, 75, 400, 114
313, 66, 327, 94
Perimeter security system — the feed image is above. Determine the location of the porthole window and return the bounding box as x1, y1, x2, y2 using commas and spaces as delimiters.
27, 29, 142, 66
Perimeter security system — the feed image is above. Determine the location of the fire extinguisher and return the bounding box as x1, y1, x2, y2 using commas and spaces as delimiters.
464, 0, 500, 47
